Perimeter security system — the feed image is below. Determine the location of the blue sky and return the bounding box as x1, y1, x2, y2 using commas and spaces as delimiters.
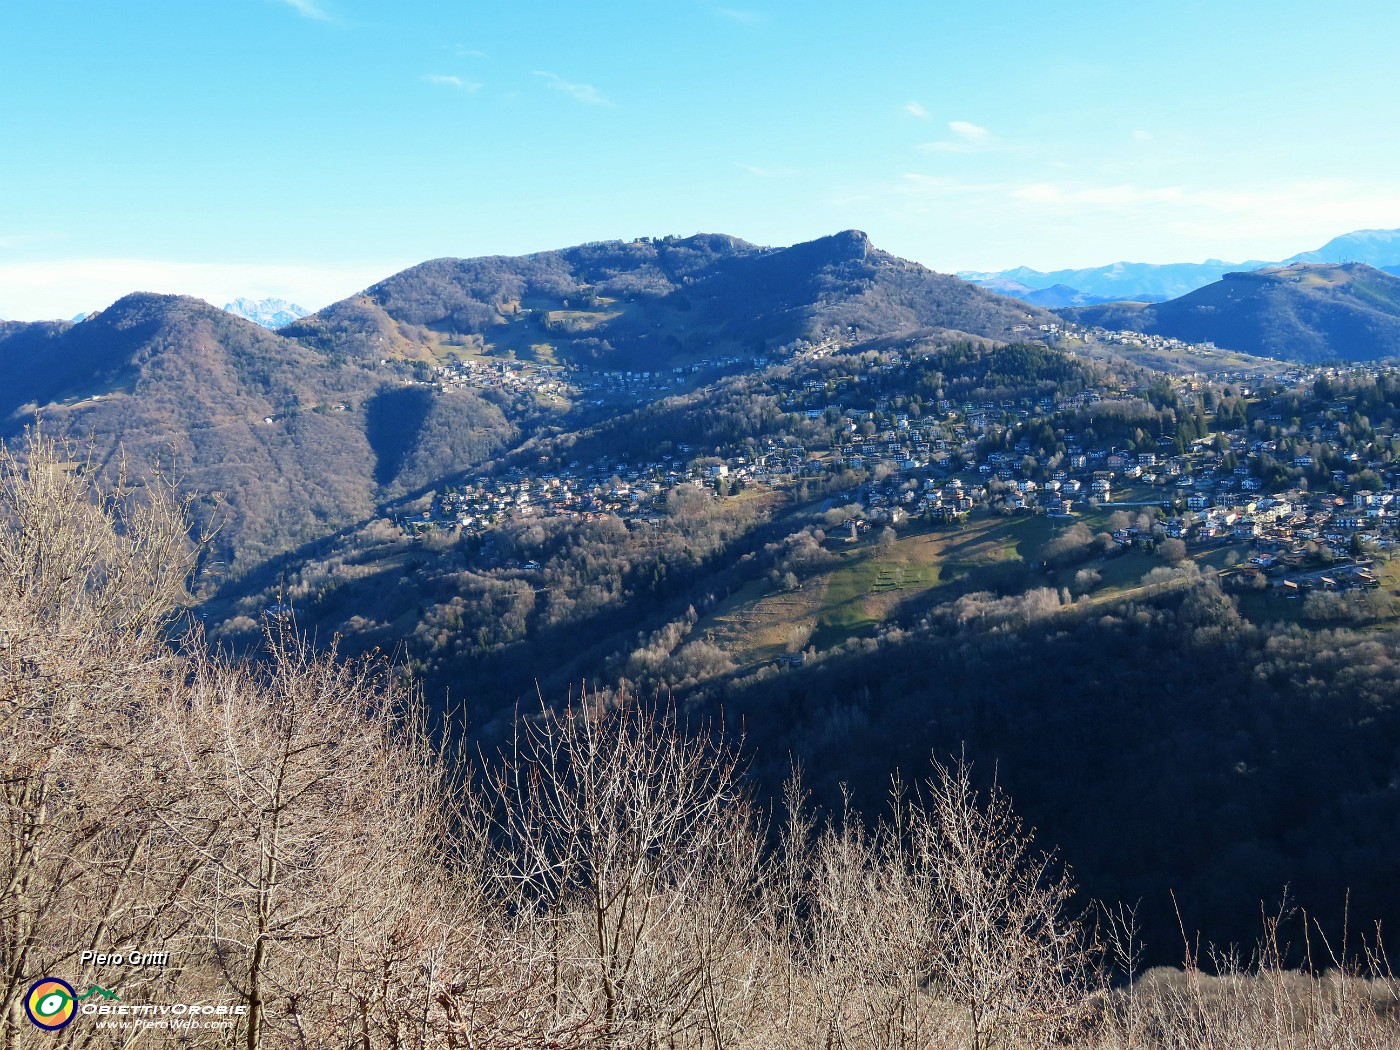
3, 0, 1399, 319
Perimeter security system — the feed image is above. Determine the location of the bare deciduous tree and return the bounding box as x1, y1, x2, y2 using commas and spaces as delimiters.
918, 757, 1094, 1050
0, 434, 524, 1050
0, 432, 197, 1047
480, 698, 769, 1048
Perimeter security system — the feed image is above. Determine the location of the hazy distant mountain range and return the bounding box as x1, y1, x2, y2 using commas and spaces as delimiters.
1287, 228, 1400, 267
222, 296, 309, 328
962, 226, 1400, 303
1062, 261, 1400, 362
967, 279, 1170, 309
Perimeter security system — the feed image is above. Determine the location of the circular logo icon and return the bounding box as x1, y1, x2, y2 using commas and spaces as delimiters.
25, 978, 77, 1031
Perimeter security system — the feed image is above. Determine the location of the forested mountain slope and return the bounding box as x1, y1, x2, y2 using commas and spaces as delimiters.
285, 231, 1053, 370
1064, 262, 1400, 362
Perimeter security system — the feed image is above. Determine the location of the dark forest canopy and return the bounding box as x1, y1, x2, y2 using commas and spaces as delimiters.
684, 576, 1400, 969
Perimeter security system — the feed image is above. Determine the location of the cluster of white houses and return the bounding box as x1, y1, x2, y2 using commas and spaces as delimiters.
429, 353, 774, 407
407, 344, 1400, 588
409, 404, 1400, 563
409, 438, 823, 536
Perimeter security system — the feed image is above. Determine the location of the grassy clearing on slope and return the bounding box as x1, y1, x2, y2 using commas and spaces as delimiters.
704, 505, 1400, 671
807, 513, 1056, 651
707, 576, 830, 666
545, 308, 623, 330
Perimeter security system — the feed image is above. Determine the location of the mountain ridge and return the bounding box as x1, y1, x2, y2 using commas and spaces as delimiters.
962, 226, 1400, 304
7, 231, 1400, 973
285, 230, 1053, 372
0, 293, 388, 567
1062, 261, 1400, 362
0, 231, 1051, 570
1285, 227, 1400, 267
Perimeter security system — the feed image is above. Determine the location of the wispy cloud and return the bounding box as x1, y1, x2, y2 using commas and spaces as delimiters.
453, 45, 489, 59
533, 71, 612, 107
904, 101, 931, 120
422, 74, 480, 91
889, 172, 1400, 266
949, 120, 989, 142
277, 0, 331, 21
735, 163, 799, 178
713, 7, 769, 24
918, 120, 993, 154
1132, 129, 1152, 141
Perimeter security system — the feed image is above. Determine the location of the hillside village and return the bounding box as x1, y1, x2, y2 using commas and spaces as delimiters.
401, 342, 1400, 599
426, 350, 773, 408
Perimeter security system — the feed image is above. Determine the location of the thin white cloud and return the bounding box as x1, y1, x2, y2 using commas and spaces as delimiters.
949, 120, 990, 142
533, 71, 612, 107
918, 120, 994, 154
735, 163, 799, 178
714, 7, 768, 24
904, 101, 931, 120
454, 45, 489, 59
422, 74, 480, 91
277, 0, 331, 21
1132, 129, 1152, 141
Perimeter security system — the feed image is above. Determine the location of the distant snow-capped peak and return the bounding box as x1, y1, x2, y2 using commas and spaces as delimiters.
222, 297, 309, 329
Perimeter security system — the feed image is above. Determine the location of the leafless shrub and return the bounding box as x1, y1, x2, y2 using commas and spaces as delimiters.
0, 430, 200, 1045
0, 433, 547, 1049
917, 757, 1096, 1050
477, 698, 771, 1048
1091, 898, 1400, 1050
